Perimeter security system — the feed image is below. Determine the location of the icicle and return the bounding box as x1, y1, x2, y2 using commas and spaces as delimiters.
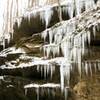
56, 45, 60, 55
77, 48, 82, 76
60, 64, 64, 91
73, 37, 79, 62
88, 62, 92, 76
97, 0, 100, 7
84, 32, 87, 42
96, 23, 100, 32
50, 65, 55, 79
87, 31, 91, 44
41, 29, 49, 41
47, 88, 50, 97
85, 62, 88, 76
36, 87, 39, 100
44, 65, 47, 78
60, 62, 71, 92
62, 6, 67, 15
16, 18, 22, 28
37, 65, 40, 72
40, 11, 45, 24
54, 27, 63, 44
75, 0, 85, 16
82, 34, 85, 55
64, 87, 68, 100
50, 64, 53, 79
85, 0, 96, 11
54, 33, 59, 44
94, 62, 97, 73
25, 88, 28, 96
47, 64, 50, 76
46, 46, 51, 58
65, 64, 70, 85
67, 0, 74, 18
49, 30, 53, 44
0, 0, 35, 47
2, 38, 6, 49
93, 25, 96, 37
39, 0, 47, 6
72, 46, 77, 62
43, 46, 46, 57
41, 66, 43, 77
98, 62, 100, 71
61, 40, 70, 58
63, 41, 67, 58
44, 7, 53, 28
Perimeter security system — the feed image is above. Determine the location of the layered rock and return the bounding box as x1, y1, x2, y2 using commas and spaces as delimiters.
0, 0, 100, 100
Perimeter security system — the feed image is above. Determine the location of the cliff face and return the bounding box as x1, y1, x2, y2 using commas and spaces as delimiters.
0, 0, 100, 100
74, 75, 100, 100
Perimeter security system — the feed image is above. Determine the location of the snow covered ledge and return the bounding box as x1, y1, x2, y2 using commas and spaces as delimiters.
24, 83, 69, 100
0, 47, 25, 57
24, 83, 60, 89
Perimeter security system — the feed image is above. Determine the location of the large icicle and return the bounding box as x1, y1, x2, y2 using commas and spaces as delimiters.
60, 62, 71, 91
44, 7, 53, 28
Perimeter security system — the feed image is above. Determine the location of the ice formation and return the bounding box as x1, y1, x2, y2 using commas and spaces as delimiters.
24, 83, 60, 100
41, 0, 100, 93
0, 0, 99, 48
24, 83, 60, 89
0, 0, 100, 100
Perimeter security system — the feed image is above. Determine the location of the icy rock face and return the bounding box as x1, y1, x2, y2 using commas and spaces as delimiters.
0, 53, 56, 79
0, 0, 99, 48
41, 6, 100, 92
0, 0, 100, 100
